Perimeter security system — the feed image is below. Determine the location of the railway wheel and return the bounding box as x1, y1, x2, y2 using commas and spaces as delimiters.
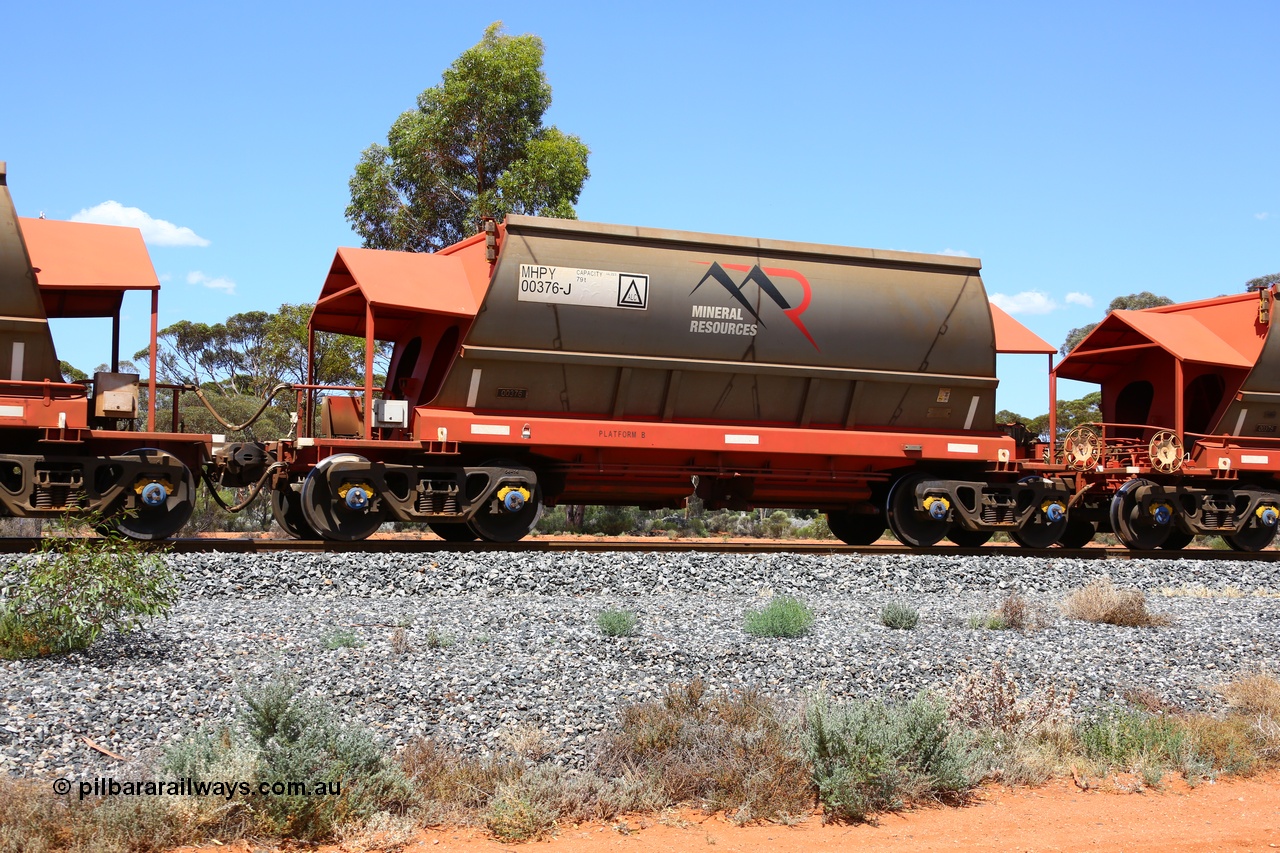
271, 483, 320, 540
114, 449, 196, 541
885, 473, 949, 548
1057, 515, 1096, 549
1010, 478, 1067, 549
1159, 529, 1195, 550
467, 462, 543, 543
947, 527, 992, 547
1108, 479, 1172, 550
1225, 522, 1277, 552
826, 510, 886, 545
428, 522, 479, 542
1010, 515, 1067, 548
300, 454, 385, 542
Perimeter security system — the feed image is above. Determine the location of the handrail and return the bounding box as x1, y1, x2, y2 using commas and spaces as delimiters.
0, 378, 89, 394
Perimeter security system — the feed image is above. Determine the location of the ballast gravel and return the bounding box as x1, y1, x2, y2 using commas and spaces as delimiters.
2, 548, 1278, 781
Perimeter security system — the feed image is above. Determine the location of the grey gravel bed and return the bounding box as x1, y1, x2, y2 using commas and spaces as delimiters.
2, 550, 1278, 781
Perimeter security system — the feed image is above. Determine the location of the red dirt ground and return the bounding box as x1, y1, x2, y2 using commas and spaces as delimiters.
172, 771, 1280, 853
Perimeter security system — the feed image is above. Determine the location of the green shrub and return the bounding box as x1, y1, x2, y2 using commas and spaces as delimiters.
161, 679, 414, 842
762, 510, 794, 539
796, 513, 834, 540
426, 629, 455, 649
805, 692, 972, 822
743, 596, 815, 638
583, 505, 644, 536
597, 609, 637, 637
0, 523, 176, 659
880, 602, 919, 630
485, 778, 559, 842
534, 505, 570, 535
705, 510, 762, 537
323, 629, 362, 650
1078, 707, 1193, 772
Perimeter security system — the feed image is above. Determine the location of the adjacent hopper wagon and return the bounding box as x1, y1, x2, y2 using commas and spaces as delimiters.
1032, 291, 1280, 551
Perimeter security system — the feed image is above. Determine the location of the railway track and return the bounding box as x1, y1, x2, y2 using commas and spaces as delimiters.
0, 536, 1276, 560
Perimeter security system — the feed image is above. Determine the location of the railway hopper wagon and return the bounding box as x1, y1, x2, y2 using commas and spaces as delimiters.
1034, 291, 1280, 551
286, 216, 1070, 545
0, 163, 271, 539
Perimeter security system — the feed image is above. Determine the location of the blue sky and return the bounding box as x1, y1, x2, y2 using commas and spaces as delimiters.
3, 1, 1276, 416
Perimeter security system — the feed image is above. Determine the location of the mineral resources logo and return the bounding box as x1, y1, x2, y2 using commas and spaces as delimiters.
689, 261, 818, 350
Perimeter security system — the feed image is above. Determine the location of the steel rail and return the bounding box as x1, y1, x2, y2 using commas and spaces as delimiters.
0, 537, 1276, 560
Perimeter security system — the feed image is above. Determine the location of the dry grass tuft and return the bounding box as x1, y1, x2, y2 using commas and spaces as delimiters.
1221, 672, 1280, 719
0, 776, 193, 853
947, 662, 1074, 735
598, 679, 812, 823
970, 592, 1051, 631
1157, 584, 1245, 599
1122, 688, 1177, 714
1221, 671, 1280, 758
1061, 578, 1172, 627
399, 738, 524, 822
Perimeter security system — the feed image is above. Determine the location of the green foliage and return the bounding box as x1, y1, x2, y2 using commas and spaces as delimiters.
162, 679, 414, 842
880, 602, 919, 630
59, 359, 88, 382
583, 505, 643, 536
133, 302, 385, 444
485, 780, 559, 842
426, 629, 455, 649
323, 629, 362, 650
596, 609, 637, 637
1060, 292, 1175, 355
805, 692, 972, 822
762, 509, 794, 539
0, 526, 176, 659
347, 22, 590, 252
743, 595, 816, 638
998, 391, 1102, 443
1245, 272, 1280, 291
1078, 707, 1198, 782
796, 513, 834, 540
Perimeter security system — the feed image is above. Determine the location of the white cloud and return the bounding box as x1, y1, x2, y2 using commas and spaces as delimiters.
187, 271, 236, 295
1256, 212, 1273, 221
939, 248, 971, 257
989, 291, 1058, 315
71, 201, 210, 247
1064, 291, 1094, 308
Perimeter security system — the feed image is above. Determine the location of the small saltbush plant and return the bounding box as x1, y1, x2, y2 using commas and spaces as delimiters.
323, 629, 362, 650
880, 601, 919, 630
743, 595, 815, 638
162, 679, 414, 841
596, 609, 637, 637
805, 691, 972, 822
0, 520, 176, 658
425, 629, 455, 648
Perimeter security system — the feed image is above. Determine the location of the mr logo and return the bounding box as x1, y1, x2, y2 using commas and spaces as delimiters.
691, 262, 818, 350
